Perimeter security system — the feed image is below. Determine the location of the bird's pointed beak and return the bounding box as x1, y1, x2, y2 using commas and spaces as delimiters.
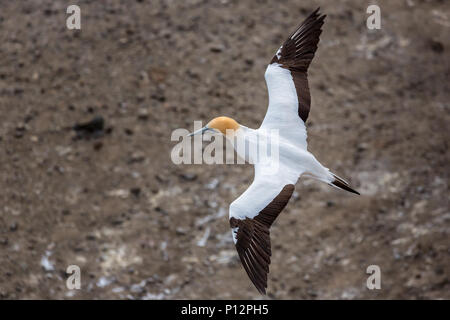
187, 126, 210, 136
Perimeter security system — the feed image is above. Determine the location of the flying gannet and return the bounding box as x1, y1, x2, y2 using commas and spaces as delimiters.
188, 8, 359, 295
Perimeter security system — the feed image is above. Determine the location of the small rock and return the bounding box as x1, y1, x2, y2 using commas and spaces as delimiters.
96, 276, 115, 288
209, 43, 225, 53
93, 141, 103, 151
73, 116, 105, 139
111, 218, 124, 226
180, 173, 197, 181
112, 287, 125, 293
40, 251, 54, 271
107, 189, 130, 198
129, 151, 145, 164
155, 206, 168, 215
176, 227, 188, 235
124, 128, 134, 136
357, 143, 368, 152
9, 222, 18, 232
155, 174, 168, 183
14, 124, 25, 138
86, 234, 97, 241
151, 92, 166, 102
205, 178, 219, 189
429, 40, 444, 53
182, 256, 200, 264
136, 93, 145, 103
137, 108, 149, 120
130, 187, 141, 197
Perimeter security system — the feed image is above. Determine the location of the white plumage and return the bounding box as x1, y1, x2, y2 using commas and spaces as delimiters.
187, 8, 359, 295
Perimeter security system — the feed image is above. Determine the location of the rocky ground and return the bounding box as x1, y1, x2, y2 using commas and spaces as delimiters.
0, 0, 449, 299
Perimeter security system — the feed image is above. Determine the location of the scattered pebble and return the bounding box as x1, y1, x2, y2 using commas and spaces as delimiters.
73, 116, 105, 139
40, 250, 55, 272
180, 173, 197, 181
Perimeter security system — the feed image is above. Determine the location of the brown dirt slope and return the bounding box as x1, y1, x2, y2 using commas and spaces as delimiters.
0, 0, 449, 299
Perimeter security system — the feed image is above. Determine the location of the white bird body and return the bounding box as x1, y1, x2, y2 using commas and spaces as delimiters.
227, 126, 330, 187
187, 8, 359, 294
226, 126, 331, 240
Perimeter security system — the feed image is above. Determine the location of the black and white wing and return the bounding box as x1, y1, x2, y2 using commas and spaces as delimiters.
261, 8, 326, 149
229, 171, 295, 294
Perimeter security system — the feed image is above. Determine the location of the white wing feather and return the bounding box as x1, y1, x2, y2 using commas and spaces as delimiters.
229, 163, 303, 243
260, 63, 308, 149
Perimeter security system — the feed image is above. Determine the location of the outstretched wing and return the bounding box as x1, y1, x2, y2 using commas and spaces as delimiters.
229, 170, 295, 294
261, 8, 326, 149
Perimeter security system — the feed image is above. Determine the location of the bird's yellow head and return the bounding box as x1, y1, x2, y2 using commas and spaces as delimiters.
207, 116, 240, 135
188, 116, 240, 137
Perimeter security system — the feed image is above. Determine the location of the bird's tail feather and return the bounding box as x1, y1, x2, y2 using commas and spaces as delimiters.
329, 173, 360, 195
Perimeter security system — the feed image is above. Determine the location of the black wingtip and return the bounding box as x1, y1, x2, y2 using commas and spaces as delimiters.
303, 7, 326, 29
331, 175, 360, 195
311, 7, 325, 18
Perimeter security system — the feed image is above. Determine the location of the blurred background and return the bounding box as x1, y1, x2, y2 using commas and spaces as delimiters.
0, 0, 449, 299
